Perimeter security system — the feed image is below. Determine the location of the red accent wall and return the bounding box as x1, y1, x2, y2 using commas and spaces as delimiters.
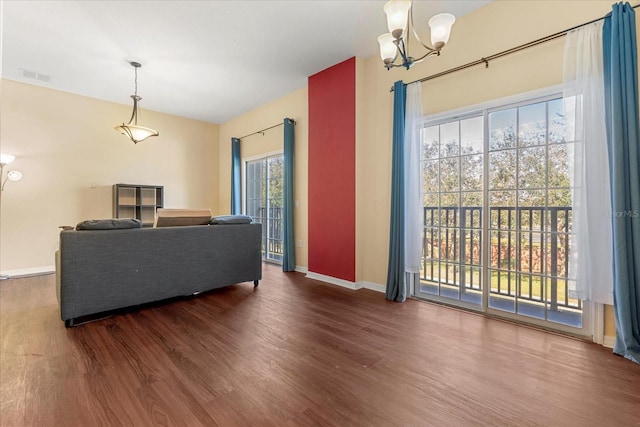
308, 57, 356, 282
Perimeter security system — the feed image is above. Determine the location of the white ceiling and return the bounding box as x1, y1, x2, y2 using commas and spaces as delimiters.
1, 0, 490, 124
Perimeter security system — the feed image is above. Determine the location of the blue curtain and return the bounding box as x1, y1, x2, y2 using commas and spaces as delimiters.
231, 137, 241, 215
386, 81, 407, 301
603, 2, 640, 364
283, 118, 296, 272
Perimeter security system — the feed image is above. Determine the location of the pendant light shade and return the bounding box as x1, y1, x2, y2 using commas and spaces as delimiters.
428, 13, 456, 50
114, 62, 159, 144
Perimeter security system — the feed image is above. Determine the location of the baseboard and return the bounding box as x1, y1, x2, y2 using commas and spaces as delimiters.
603, 335, 616, 349
359, 281, 386, 293
295, 266, 308, 274
0, 265, 55, 279
306, 271, 362, 290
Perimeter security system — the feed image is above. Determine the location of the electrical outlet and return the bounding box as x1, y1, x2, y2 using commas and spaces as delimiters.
296, 239, 302, 248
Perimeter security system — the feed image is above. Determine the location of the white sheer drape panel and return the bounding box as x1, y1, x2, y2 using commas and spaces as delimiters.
404, 82, 423, 276
563, 22, 613, 304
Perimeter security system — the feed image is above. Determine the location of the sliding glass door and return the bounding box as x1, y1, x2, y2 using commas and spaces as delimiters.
245, 154, 284, 263
417, 94, 586, 335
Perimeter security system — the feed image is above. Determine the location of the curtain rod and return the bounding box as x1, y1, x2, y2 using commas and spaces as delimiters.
238, 119, 296, 140
390, 3, 640, 92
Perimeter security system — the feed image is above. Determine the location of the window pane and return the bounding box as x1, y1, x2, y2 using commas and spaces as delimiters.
518, 147, 547, 189
548, 144, 570, 189
423, 126, 440, 159
518, 102, 547, 147
423, 159, 439, 193
461, 116, 483, 154
440, 121, 459, 157
548, 98, 567, 144
460, 154, 483, 191
489, 108, 516, 150
489, 150, 516, 189
440, 157, 460, 192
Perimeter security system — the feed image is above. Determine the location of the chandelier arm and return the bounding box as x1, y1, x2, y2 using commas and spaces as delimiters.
411, 49, 440, 65
409, 2, 437, 53
395, 38, 410, 66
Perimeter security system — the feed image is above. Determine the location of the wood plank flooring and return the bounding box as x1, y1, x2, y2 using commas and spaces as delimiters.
1, 264, 640, 426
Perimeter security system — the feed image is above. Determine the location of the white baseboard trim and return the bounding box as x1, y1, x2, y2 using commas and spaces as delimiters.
359, 281, 386, 293
304, 272, 386, 294
1, 265, 55, 279
295, 266, 308, 274
603, 335, 616, 349
306, 271, 362, 290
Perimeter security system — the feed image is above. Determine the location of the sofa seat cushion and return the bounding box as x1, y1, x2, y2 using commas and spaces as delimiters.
76, 218, 142, 230
209, 215, 253, 224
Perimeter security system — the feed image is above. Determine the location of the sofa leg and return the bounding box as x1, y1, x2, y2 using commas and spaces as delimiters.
254, 280, 259, 287
64, 318, 75, 328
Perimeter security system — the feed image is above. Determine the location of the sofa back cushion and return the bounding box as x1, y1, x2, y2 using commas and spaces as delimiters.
209, 215, 253, 225
76, 218, 142, 230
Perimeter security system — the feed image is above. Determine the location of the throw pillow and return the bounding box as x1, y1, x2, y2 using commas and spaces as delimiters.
209, 215, 253, 225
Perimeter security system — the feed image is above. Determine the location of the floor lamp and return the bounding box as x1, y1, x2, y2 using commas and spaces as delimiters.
0, 153, 23, 280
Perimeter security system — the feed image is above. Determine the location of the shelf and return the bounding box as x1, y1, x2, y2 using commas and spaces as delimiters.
113, 184, 164, 225
118, 187, 136, 206
140, 187, 157, 206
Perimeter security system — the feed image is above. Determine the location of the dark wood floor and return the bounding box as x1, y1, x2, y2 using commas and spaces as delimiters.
1, 264, 640, 427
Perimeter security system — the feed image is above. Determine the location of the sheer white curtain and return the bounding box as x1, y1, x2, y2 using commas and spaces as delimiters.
564, 22, 613, 304
404, 82, 423, 290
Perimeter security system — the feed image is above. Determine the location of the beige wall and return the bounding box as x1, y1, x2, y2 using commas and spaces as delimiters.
0, 79, 218, 273
218, 87, 308, 269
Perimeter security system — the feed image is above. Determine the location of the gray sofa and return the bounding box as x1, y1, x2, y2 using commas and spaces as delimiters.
56, 223, 262, 327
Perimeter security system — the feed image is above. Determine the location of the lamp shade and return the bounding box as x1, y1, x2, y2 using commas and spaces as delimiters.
378, 33, 398, 64
7, 170, 22, 182
0, 153, 15, 165
114, 124, 160, 144
428, 13, 455, 49
384, 0, 411, 39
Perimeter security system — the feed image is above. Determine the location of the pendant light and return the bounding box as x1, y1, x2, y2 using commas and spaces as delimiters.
114, 61, 159, 144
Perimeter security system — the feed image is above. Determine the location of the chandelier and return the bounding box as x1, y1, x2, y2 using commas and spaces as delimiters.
114, 61, 159, 144
377, 0, 455, 70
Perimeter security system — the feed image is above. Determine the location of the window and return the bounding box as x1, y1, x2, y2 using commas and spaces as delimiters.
418, 93, 583, 333
245, 154, 284, 263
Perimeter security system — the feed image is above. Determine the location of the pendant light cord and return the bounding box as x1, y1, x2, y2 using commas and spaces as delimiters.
134, 65, 138, 97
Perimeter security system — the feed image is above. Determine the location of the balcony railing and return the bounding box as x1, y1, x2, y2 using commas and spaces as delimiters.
422, 206, 580, 312
253, 206, 283, 261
